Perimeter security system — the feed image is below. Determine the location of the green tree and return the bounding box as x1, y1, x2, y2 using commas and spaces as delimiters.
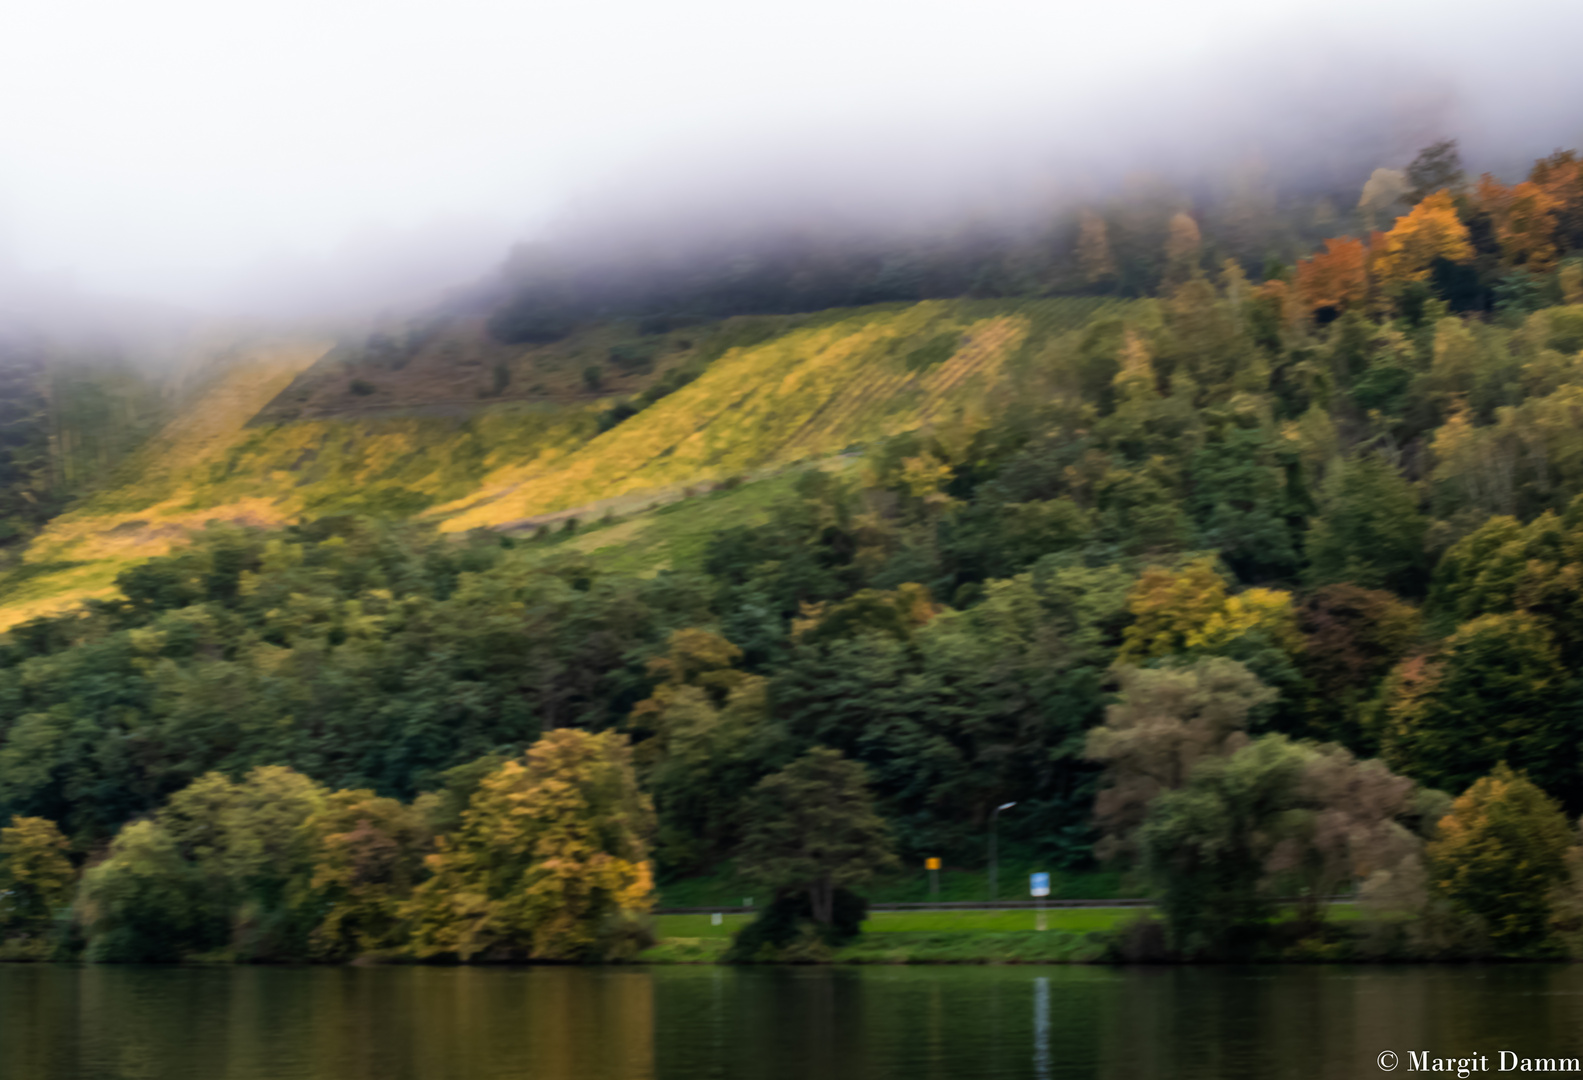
736, 748, 897, 925
78, 820, 209, 962
1428, 498, 1583, 664
1378, 614, 1578, 801
1405, 139, 1466, 204
629, 629, 785, 873
406, 729, 655, 961
157, 765, 329, 959
1307, 455, 1428, 595
1138, 735, 1310, 956
1427, 764, 1570, 950
1140, 734, 1425, 955
1188, 424, 1300, 580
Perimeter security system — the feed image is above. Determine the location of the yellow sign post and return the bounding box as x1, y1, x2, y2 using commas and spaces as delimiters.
925, 857, 941, 898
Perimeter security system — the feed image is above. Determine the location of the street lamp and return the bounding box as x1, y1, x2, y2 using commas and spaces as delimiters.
989, 801, 1016, 902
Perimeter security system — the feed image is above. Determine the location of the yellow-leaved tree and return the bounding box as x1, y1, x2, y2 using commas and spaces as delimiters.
0, 816, 74, 954
406, 729, 655, 962
1371, 191, 1473, 287
1117, 557, 1300, 663
1427, 764, 1570, 951
301, 790, 431, 960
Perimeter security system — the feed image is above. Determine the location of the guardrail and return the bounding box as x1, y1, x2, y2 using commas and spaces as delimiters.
655, 898, 1156, 915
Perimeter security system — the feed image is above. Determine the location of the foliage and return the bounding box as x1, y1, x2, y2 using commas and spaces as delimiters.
1377, 614, 1578, 803
1296, 585, 1420, 747
1117, 558, 1300, 663
1372, 192, 1474, 287
1140, 734, 1425, 957
1085, 658, 1272, 861
0, 815, 74, 941
629, 629, 786, 874
11, 138, 1583, 962
736, 748, 897, 924
1297, 237, 1369, 314
302, 789, 431, 960
1426, 764, 1571, 950
406, 729, 655, 961
724, 886, 868, 962
1307, 455, 1428, 594
77, 820, 209, 962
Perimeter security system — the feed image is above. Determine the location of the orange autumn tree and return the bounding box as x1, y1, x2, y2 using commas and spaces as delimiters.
1529, 150, 1583, 252
1478, 175, 1560, 274
1371, 191, 1474, 286
1296, 236, 1370, 314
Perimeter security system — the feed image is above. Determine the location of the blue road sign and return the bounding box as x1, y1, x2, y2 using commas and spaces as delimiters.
1030, 872, 1050, 898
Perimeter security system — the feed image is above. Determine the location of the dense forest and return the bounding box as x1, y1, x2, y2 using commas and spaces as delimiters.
3, 139, 1583, 961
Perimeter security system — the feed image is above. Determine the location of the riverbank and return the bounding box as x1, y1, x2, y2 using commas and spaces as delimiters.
632, 903, 1503, 965
639, 930, 1108, 964
639, 908, 1126, 964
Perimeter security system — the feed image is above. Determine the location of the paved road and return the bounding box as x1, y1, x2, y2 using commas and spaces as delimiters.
655, 899, 1153, 915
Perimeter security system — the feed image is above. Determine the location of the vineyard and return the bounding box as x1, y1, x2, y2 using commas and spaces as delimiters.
0, 297, 1131, 626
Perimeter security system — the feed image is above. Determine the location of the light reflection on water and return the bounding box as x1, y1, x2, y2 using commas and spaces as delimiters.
2, 964, 1582, 1079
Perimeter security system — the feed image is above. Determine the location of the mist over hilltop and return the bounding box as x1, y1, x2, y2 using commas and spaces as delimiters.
1, 0, 1581, 324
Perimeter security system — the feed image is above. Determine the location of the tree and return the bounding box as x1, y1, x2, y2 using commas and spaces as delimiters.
1378, 613, 1578, 801
1274, 743, 1428, 928
1296, 585, 1420, 748
1159, 277, 1263, 401
406, 729, 655, 961
1427, 764, 1571, 950
1428, 497, 1583, 665
1306, 455, 1428, 595
301, 790, 431, 960
157, 765, 329, 959
1188, 424, 1301, 580
1530, 150, 1583, 252
1296, 236, 1370, 315
1358, 169, 1409, 231
78, 820, 209, 962
1085, 658, 1272, 860
629, 629, 783, 873
1141, 734, 1427, 955
1164, 212, 1203, 285
1138, 735, 1308, 956
1076, 211, 1117, 286
1405, 140, 1466, 205
1372, 192, 1474, 287
0, 816, 74, 941
736, 748, 897, 925
1479, 176, 1560, 274
1117, 558, 1299, 664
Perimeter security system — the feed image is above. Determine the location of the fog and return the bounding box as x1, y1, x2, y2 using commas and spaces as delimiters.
2, 0, 1582, 322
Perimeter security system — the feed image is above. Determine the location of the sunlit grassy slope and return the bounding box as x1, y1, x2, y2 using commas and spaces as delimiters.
432, 299, 1098, 531
0, 298, 1126, 627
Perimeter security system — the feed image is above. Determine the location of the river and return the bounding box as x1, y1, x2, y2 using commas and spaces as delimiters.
2, 964, 1581, 1079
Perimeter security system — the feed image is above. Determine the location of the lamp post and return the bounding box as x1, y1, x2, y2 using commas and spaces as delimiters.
989, 801, 1016, 902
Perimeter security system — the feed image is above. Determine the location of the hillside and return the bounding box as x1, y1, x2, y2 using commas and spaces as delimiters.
9, 135, 1583, 963
0, 297, 1123, 627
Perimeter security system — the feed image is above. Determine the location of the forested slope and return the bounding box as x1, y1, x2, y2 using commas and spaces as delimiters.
6, 140, 1583, 963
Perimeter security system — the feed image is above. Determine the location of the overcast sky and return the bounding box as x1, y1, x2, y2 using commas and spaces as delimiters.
2, 0, 1580, 315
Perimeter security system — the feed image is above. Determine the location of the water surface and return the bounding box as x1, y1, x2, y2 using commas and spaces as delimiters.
2, 963, 1581, 1079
